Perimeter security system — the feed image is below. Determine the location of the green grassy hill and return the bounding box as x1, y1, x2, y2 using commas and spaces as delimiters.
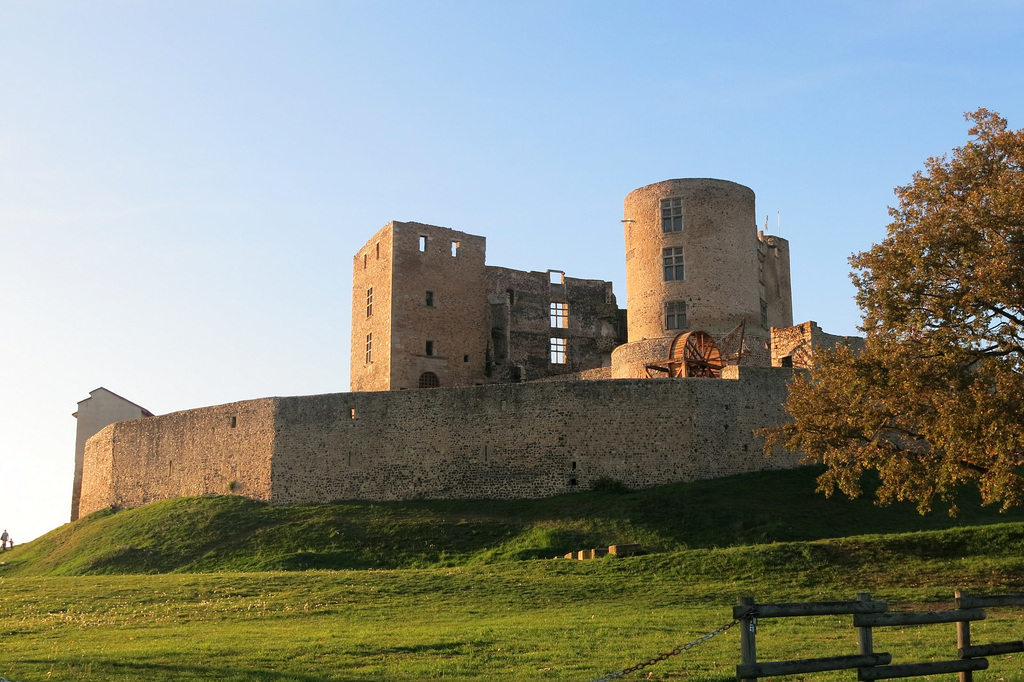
5, 466, 1024, 577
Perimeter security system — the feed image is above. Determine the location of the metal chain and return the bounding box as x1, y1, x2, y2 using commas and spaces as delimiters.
586, 616, 745, 682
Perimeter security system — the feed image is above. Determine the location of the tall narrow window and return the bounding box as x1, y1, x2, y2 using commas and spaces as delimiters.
365, 333, 373, 364
426, 340, 434, 356
663, 247, 684, 281
760, 299, 768, 328
366, 287, 373, 317
550, 302, 568, 328
550, 337, 566, 364
419, 235, 427, 252
363, 254, 367, 269
425, 290, 434, 306
375, 243, 380, 259
666, 301, 687, 330
661, 198, 683, 232
451, 241, 460, 257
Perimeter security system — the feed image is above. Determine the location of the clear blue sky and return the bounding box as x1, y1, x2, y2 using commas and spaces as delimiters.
2, 1, 1023, 542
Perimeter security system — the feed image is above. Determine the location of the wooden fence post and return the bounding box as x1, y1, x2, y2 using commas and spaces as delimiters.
857, 592, 874, 657
739, 596, 757, 681
956, 589, 972, 682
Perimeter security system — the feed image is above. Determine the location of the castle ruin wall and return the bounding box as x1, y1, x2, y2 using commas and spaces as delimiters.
77, 399, 277, 517
77, 368, 805, 514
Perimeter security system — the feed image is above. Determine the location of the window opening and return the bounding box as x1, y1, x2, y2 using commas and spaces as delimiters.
418, 371, 440, 388
451, 241, 460, 257
229, 416, 237, 428
550, 302, 568, 328
375, 243, 380, 259
363, 254, 367, 269
366, 287, 373, 317
349, 408, 356, 420
760, 300, 769, 328
426, 340, 434, 356
463, 354, 469, 362
365, 333, 373, 364
571, 461, 577, 470
419, 235, 427, 252
506, 289, 515, 306
425, 290, 434, 306
548, 270, 564, 284
569, 478, 577, 486
661, 198, 683, 232
666, 301, 687, 330
663, 247, 684, 281
550, 337, 567, 364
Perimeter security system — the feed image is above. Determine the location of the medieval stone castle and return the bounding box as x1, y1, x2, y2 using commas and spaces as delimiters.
71, 178, 860, 520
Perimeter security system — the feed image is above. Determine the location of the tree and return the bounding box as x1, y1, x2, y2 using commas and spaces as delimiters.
763, 109, 1024, 514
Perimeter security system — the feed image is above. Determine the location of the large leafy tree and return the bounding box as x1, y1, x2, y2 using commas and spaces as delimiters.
764, 109, 1024, 513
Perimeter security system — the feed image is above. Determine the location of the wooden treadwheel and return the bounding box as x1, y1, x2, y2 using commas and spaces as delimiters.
670, 331, 724, 378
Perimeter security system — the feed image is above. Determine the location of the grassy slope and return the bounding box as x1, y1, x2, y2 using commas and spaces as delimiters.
4, 466, 1024, 576
3, 525, 1023, 681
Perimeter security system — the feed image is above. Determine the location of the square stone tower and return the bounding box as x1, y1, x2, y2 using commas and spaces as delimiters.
350, 221, 490, 391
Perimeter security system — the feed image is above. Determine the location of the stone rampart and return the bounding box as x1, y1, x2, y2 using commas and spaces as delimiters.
78, 368, 805, 515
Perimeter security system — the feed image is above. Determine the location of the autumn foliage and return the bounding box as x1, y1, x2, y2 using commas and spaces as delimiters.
763, 109, 1024, 513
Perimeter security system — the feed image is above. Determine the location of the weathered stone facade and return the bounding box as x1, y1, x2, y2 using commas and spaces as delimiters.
77, 367, 804, 517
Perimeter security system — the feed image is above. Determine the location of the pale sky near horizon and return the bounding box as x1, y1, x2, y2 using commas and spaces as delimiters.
2, 1, 1023, 543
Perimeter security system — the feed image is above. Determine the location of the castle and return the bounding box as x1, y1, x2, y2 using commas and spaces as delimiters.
72, 179, 861, 520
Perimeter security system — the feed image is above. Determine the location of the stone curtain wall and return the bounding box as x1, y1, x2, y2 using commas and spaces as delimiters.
78, 369, 804, 515
271, 366, 804, 504
77, 399, 278, 517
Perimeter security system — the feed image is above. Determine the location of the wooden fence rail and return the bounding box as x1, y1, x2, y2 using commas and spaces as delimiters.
735, 590, 1024, 681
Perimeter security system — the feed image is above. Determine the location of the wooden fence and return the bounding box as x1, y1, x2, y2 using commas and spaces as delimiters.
735, 590, 1024, 681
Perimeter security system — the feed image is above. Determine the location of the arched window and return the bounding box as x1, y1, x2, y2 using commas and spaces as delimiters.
418, 372, 440, 388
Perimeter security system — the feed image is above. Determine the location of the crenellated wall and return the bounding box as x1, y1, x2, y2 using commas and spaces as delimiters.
77, 367, 805, 516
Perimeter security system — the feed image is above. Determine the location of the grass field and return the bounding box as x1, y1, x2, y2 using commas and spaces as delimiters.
3, 468, 1023, 681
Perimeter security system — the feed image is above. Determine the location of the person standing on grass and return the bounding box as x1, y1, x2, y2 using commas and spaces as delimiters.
0, 530, 8, 551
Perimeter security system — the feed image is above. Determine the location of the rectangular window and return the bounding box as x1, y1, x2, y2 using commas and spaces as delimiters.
549, 270, 565, 284
550, 302, 568, 328
451, 241, 460, 257
426, 340, 434, 356
663, 247, 684, 281
419, 235, 427, 252
365, 333, 372, 364
425, 290, 434, 306
366, 287, 373, 317
550, 337, 566, 364
666, 301, 687, 330
661, 198, 683, 232
375, 243, 380, 259
760, 299, 768, 328
363, 254, 367, 269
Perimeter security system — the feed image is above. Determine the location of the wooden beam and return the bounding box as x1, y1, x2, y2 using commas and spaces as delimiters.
857, 658, 988, 680
737, 653, 891, 678
733, 599, 888, 619
854, 609, 986, 627
960, 640, 1024, 658
955, 594, 1024, 609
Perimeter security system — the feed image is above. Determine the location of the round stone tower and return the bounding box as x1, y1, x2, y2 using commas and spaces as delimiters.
612, 178, 790, 377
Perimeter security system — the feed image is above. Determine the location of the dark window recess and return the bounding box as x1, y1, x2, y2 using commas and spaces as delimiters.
663, 247, 684, 281
568, 478, 578, 486
418, 372, 440, 388
463, 354, 469, 362
661, 198, 683, 232
229, 416, 237, 428
426, 340, 434, 356
781, 356, 794, 368
571, 461, 577, 470
425, 291, 434, 306
666, 301, 687, 330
